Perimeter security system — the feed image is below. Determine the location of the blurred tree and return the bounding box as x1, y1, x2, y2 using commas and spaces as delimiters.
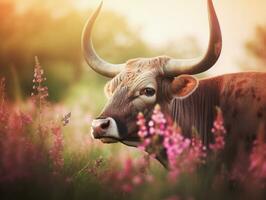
0, 1, 153, 102
243, 26, 266, 71
0, 0, 200, 108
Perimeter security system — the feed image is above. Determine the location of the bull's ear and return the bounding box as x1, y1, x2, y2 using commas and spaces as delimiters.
171, 75, 199, 99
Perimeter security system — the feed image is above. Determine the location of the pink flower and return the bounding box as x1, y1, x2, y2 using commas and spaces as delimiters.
145, 174, 154, 183
121, 183, 133, 192
136, 105, 207, 181
132, 175, 142, 185
137, 112, 148, 138
0, 106, 38, 181
210, 108, 226, 152
103, 156, 152, 193
49, 125, 64, 174
124, 158, 133, 177
20, 112, 33, 125
31, 56, 49, 110
138, 138, 151, 151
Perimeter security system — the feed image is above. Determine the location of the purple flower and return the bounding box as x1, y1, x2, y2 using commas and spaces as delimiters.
136, 105, 207, 181
210, 108, 226, 152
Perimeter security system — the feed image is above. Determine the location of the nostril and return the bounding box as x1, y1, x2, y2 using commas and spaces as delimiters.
100, 120, 110, 130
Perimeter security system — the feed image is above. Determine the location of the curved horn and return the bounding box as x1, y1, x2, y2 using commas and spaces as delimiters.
82, 2, 125, 78
163, 0, 222, 76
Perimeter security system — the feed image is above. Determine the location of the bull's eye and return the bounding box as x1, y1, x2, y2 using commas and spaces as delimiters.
140, 87, 156, 97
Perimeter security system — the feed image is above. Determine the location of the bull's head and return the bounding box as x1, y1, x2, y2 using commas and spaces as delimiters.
82, 0, 222, 147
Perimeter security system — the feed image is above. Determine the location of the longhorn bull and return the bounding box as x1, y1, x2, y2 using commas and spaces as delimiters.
82, 0, 266, 166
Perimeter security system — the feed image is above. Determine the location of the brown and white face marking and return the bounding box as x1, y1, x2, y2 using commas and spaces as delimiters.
90, 57, 199, 146
83, 0, 222, 147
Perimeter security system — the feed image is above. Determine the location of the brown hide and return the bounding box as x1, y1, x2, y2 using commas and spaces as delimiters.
220, 72, 266, 139
172, 72, 266, 163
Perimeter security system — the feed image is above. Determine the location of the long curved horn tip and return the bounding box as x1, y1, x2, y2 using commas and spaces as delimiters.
98, 1, 103, 10
163, 0, 222, 76
81, 0, 125, 77
93, 1, 103, 16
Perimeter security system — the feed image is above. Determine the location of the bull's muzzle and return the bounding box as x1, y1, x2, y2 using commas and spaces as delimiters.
91, 117, 119, 143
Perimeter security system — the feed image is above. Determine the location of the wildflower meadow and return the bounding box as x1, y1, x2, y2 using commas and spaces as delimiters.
0, 58, 265, 200
1, 1, 266, 199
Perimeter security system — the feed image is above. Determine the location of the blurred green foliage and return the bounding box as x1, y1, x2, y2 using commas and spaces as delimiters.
239, 25, 266, 72
245, 26, 266, 66
0, 0, 200, 115
0, 1, 151, 103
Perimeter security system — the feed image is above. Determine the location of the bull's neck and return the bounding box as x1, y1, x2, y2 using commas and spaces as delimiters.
166, 77, 221, 145
156, 77, 221, 168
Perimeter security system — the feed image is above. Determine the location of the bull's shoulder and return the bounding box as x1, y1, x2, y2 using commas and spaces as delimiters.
216, 72, 266, 135
217, 72, 266, 97
218, 72, 266, 83
199, 72, 266, 96
200, 72, 266, 81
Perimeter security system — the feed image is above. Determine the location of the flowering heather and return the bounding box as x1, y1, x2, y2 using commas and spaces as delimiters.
103, 156, 152, 193
86, 157, 104, 178
137, 105, 206, 181
0, 104, 37, 181
0, 58, 68, 182
30, 58, 66, 171
31, 56, 49, 110
209, 107, 226, 152
49, 125, 64, 175
1, 57, 266, 199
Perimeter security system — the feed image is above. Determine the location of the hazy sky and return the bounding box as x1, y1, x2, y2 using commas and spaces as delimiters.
70, 0, 266, 75
15, 0, 266, 75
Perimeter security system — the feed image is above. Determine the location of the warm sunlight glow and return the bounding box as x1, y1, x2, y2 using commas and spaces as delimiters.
72, 0, 266, 75
7, 0, 266, 74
